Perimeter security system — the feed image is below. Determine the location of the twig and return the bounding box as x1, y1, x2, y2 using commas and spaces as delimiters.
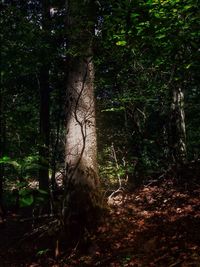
111, 142, 122, 188
169, 260, 183, 267
19, 213, 56, 222
108, 187, 125, 201
19, 218, 60, 242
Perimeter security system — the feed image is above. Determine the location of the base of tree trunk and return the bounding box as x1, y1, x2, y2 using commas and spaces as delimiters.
62, 171, 103, 244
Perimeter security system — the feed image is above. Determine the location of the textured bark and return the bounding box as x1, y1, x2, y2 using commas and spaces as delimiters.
64, 1, 101, 242
170, 87, 187, 163
65, 58, 98, 186
64, 56, 101, 241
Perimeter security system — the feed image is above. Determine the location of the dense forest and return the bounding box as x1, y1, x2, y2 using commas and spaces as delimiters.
0, 0, 200, 266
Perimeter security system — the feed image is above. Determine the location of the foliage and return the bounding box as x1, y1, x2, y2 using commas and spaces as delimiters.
19, 188, 48, 208
0, 155, 40, 180
1, 0, 199, 188
0, 0, 199, 266
0, 1, 66, 185
96, 0, 199, 182
0, 155, 48, 208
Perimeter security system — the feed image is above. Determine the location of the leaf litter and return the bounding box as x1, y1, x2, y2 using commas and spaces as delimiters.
0, 176, 200, 266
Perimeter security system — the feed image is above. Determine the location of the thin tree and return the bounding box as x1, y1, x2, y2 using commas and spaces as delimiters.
38, 0, 50, 190
170, 85, 187, 164
0, 88, 5, 220
169, 63, 187, 164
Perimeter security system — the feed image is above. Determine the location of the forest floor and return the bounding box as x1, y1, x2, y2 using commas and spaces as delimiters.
0, 176, 200, 267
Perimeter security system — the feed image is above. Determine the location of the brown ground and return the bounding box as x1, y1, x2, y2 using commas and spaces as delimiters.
0, 176, 200, 267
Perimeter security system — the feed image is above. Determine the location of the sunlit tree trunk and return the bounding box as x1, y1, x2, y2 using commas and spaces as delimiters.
63, 0, 101, 242
65, 56, 98, 184
170, 86, 187, 163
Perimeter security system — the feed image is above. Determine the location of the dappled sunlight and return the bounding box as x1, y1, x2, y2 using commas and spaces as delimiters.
93, 177, 200, 266
1, 0, 199, 266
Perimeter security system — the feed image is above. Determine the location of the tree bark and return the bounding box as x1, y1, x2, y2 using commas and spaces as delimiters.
170, 86, 187, 164
64, 55, 101, 241
63, 0, 101, 242
38, 0, 50, 191
39, 65, 50, 190
0, 88, 5, 219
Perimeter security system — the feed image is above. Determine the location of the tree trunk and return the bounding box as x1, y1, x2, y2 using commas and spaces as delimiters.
38, 0, 50, 191
0, 88, 5, 220
64, 56, 101, 241
169, 86, 187, 163
0, 92, 3, 204
63, 0, 101, 242
39, 65, 50, 190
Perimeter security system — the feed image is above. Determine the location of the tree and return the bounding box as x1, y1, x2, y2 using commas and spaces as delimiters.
0, 88, 5, 217
38, 0, 51, 191
63, 0, 101, 241
170, 85, 187, 163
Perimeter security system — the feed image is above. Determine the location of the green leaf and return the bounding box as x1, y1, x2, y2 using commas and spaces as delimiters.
116, 40, 127, 46
36, 249, 50, 256
19, 194, 34, 207
37, 189, 48, 195
0, 156, 20, 168
0, 156, 10, 163
157, 34, 166, 39
185, 63, 192, 69
16, 181, 28, 188
131, 13, 140, 19
19, 188, 32, 196
184, 5, 192, 10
